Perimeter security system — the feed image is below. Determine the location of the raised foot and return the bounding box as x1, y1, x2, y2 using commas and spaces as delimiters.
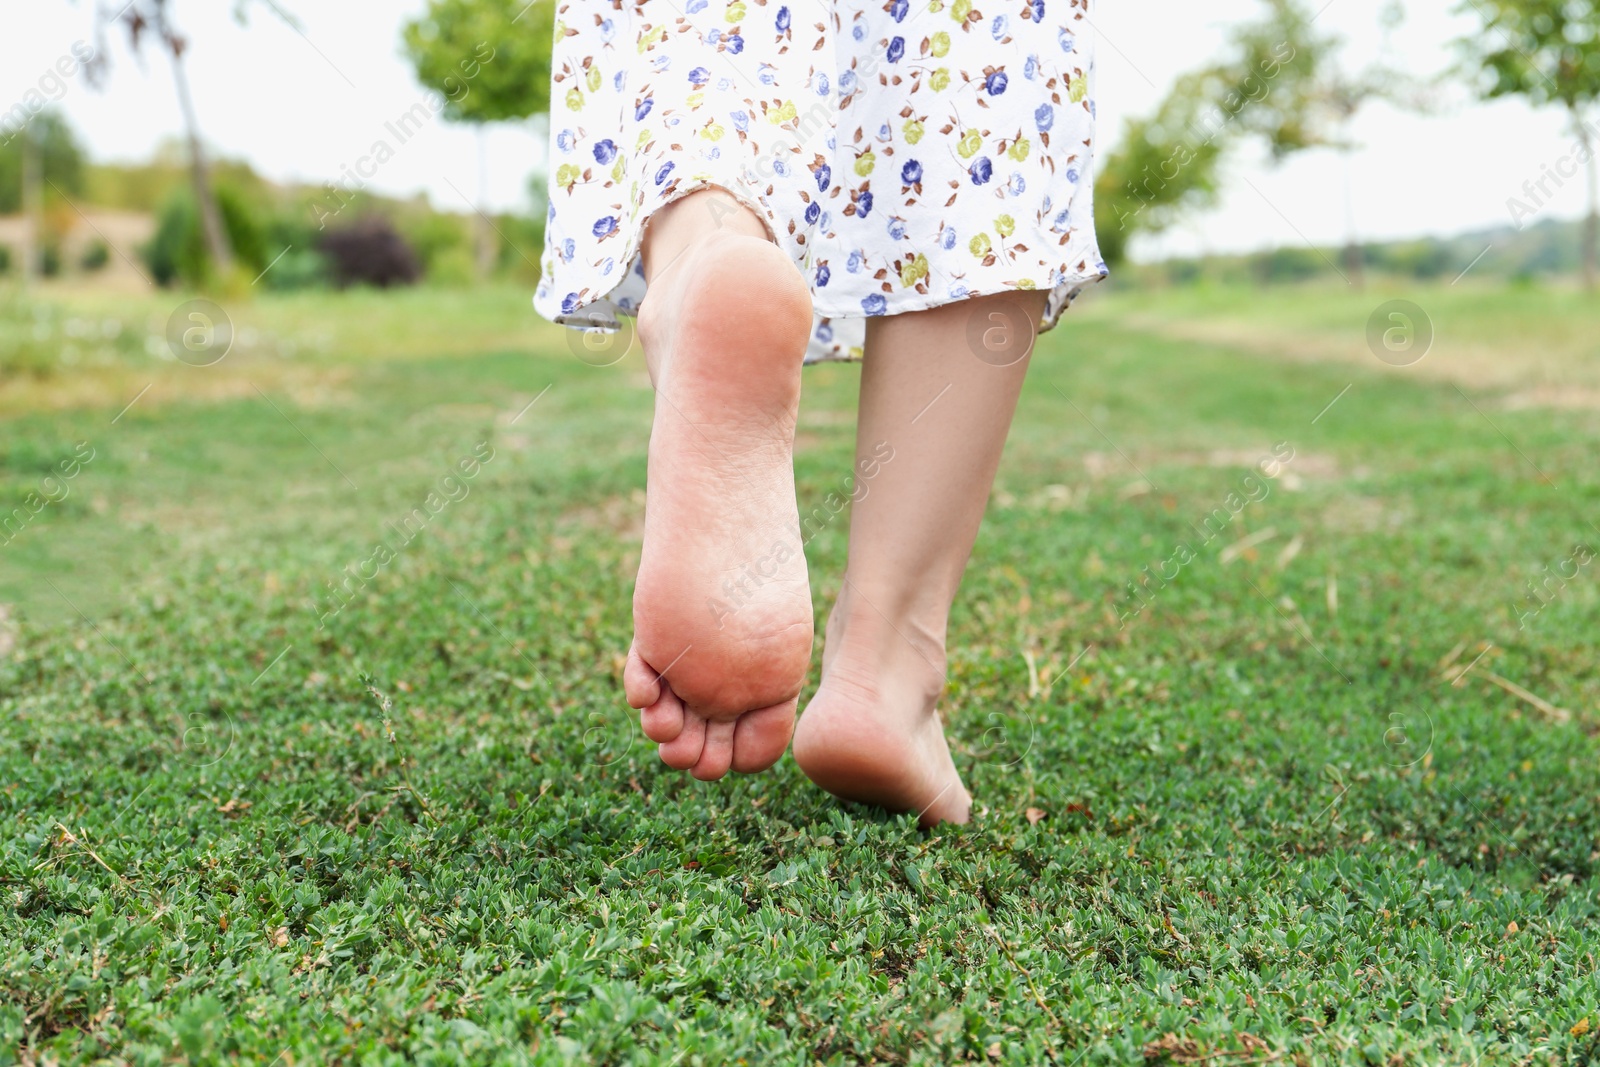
624, 229, 815, 780
793, 638, 971, 827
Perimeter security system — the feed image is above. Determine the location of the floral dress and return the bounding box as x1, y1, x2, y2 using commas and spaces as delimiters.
534, 0, 1107, 364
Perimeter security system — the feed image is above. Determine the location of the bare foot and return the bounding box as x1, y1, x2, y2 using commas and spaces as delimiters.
623, 230, 815, 780
792, 597, 972, 826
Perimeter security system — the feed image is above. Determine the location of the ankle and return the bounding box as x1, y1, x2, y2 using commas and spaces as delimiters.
821, 593, 948, 706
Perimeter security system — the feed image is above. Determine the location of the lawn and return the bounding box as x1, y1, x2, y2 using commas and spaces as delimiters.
2, 277, 1598, 1065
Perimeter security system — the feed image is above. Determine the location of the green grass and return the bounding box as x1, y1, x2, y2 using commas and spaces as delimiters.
2, 279, 1598, 1065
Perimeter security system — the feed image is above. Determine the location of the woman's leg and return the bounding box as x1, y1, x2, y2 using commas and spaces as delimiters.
793, 290, 1049, 825
621, 188, 817, 780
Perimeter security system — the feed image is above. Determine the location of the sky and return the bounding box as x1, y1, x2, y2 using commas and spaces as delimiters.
0, 0, 1588, 261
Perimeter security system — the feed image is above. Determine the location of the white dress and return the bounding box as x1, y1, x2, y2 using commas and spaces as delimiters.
534, 0, 1107, 363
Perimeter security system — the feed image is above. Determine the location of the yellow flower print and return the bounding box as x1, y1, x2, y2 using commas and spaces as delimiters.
931, 32, 950, 58
995, 215, 1015, 237
899, 253, 929, 287
929, 68, 951, 92
903, 118, 924, 144
1008, 138, 1030, 162
957, 129, 982, 159
855, 150, 876, 176
969, 233, 992, 257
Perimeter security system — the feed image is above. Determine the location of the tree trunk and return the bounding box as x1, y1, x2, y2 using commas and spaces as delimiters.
19, 123, 41, 288
476, 125, 494, 276
168, 42, 234, 278
1578, 111, 1597, 294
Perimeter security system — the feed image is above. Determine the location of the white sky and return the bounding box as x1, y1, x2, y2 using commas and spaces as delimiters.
0, 1, 1586, 261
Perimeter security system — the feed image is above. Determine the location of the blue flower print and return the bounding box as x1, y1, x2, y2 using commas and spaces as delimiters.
887, 217, 907, 239
592, 139, 618, 164
776, 6, 791, 32
593, 216, 618, 239
556, 129, 577, 152
887, 36, 905, 62
815, 263, 830, 286
847, 250, 865, 273
815, 163, 831, 191
901, 159, 923, 184
805, 201, 821, 224
688, 66, 710, 85
1035, 103, 1054, 131
969, 157, 993, 184
654, 161, 675, 186
635, 97, 653, 121
726, 34, 744, 54
857, 190, 873, 217
985, 71, 1008, 95
862, 294, 888, 315
890, 0, 908, 21
991, 15, 1009, 38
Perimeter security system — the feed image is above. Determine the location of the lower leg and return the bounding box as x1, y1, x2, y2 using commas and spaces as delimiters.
624, 188, 815, 780
793, 290, 1048, 825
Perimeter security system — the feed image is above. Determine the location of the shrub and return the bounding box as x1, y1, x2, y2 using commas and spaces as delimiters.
80, 240, 110, 272
318, 218, 421, 289
143, 184, 267, 287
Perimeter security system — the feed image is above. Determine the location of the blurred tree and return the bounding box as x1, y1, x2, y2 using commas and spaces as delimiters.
82, 0, 298, 280
1457, 0, 1600, 290
0, 112, 86, 284
0, 112, 87, 213
1095, 0, 1422, 280
403, 0, 555, 273
1094, 0, 1335, 267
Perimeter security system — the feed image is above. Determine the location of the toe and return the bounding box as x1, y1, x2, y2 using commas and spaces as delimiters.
640, 682, 686, 743
623, 643, 662, 709
657, 708, 706, 770
730, 699, 797, 774
691, 718, 737, 781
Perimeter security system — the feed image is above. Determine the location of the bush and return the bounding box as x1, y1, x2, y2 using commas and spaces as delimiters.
80, 240, 109, 273
143, 183, 267, 287
318, 218, 421, 289
0, 245, 10, 275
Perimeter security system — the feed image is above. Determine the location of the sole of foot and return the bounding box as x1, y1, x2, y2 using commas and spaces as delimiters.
793, 615, 972, 827
623, 229, 815, 780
